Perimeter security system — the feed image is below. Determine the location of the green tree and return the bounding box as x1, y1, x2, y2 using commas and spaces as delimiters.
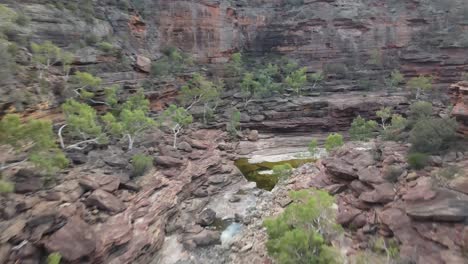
285, 67, 308, 95
381, 114, 407, 141
388, 69, 404, 89
264, 189, 342, 264
408, 101, 432, 125
0, 41, 15, 85
227, 109, 241, 138
310, 70, 324, 90
376, 107, 392, 130
325, 133, 344, 152
226, 52, 244, 76
70, 71, 102, 100
160, 104, 193, 148
60, 99, 105, 150
308, 138, 318, 156
102, 90, 155, 150
0, 114, 68, 174
178, 73, 224, 123
31, 41, 73, 80
240, 72, 263, 105
349, 116, 378, 141
407, 75, 433, 99
409, 117, 458, 153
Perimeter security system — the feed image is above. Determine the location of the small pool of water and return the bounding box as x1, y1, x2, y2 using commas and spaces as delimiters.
234, 157, 315, 191
220, 222, 243, 245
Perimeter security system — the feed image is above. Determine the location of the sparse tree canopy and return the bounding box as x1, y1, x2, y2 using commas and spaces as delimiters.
160, 104, 193, 148
264, 189, 342, 264
178, 73, 224, 123
31, 41, 73, 80
325, 133, 344, 152
70, 71, 102, 99
286, 67, 308, 95
407, 75, 433, 99
376, 107, 392, 130
103, 90, 155, 150
0, 114, 68, 174
349, 116, 378, 141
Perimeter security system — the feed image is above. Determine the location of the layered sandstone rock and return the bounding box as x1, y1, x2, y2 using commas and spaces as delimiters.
449, 81, 468, 135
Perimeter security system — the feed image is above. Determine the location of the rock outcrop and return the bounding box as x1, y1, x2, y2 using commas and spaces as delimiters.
0, 129, 252, 264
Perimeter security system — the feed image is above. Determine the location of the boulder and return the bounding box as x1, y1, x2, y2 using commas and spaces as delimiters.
183, 230, 221, 249
323, 158, 357, 180
79, 174, 121, 192
13, 169, 43, 194
197, 209, 216, 226
358, 166, 384, 184
154, 156, 184, 167
247, 130, 259, 141
406, 197, 468, 222
135, 55, 151, 73
449, 176, 468, 195
86, 189, 125, 213
44, 217, 96, 261
177, 141, 193, 152
359, 183, 395, 204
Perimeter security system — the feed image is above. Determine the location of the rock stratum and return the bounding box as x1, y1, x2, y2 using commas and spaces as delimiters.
2, 0, 468, 114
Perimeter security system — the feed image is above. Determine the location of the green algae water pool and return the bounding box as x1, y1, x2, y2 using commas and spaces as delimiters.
234, 157, 315, 191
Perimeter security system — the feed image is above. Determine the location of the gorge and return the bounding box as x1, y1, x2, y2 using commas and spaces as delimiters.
0, 1, 468, 264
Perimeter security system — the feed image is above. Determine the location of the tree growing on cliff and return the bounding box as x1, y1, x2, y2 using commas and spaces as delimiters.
407, 75, 433, 99
70, 71, 102, 100
381, 114, 407, 141
226, 52, 244, 77
325, 133, 344, 152
178, 73, 224, 123
310, 70, 324, 90
376, 107, 392, 130
286, 67, 308, 95
31, 41, 73, 81
388, 69, 404, 89
409, 117, 457, 154
349, 116, 378, 141
60, 99, 105, 150
227, 108, 241, 138
0, 114, 68, 174
102, 90, 155, 150
160, 104, 193, 148
308, 139, 318, 156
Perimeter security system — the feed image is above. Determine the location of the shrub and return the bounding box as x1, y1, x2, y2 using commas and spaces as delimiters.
408, 101, 432, 124
384, 165, 404, 182
285, 67, 308, 95
226, 52, 243, 77
227, 109, 241, 138
131, 154, 153, 177
381, 114, 407, 141
0, 180, 14, 193
47, 252, 62, 264
97, 41, 116, 54
159, 104, 193, 148
409, 117, 457, 153
389, 69, 404, 88
272, 164, 293, 180
349, 116, 378, 141
15, 12, 30, 26
325, 133, 344, 152
0, 114, 68, 175
407, 75, 433, 99
308, 139, 318, 156
407, 152, 429, 170
263, 189, 342, 264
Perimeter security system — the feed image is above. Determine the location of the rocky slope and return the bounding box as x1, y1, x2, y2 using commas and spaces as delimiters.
0, 129, 257, 263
